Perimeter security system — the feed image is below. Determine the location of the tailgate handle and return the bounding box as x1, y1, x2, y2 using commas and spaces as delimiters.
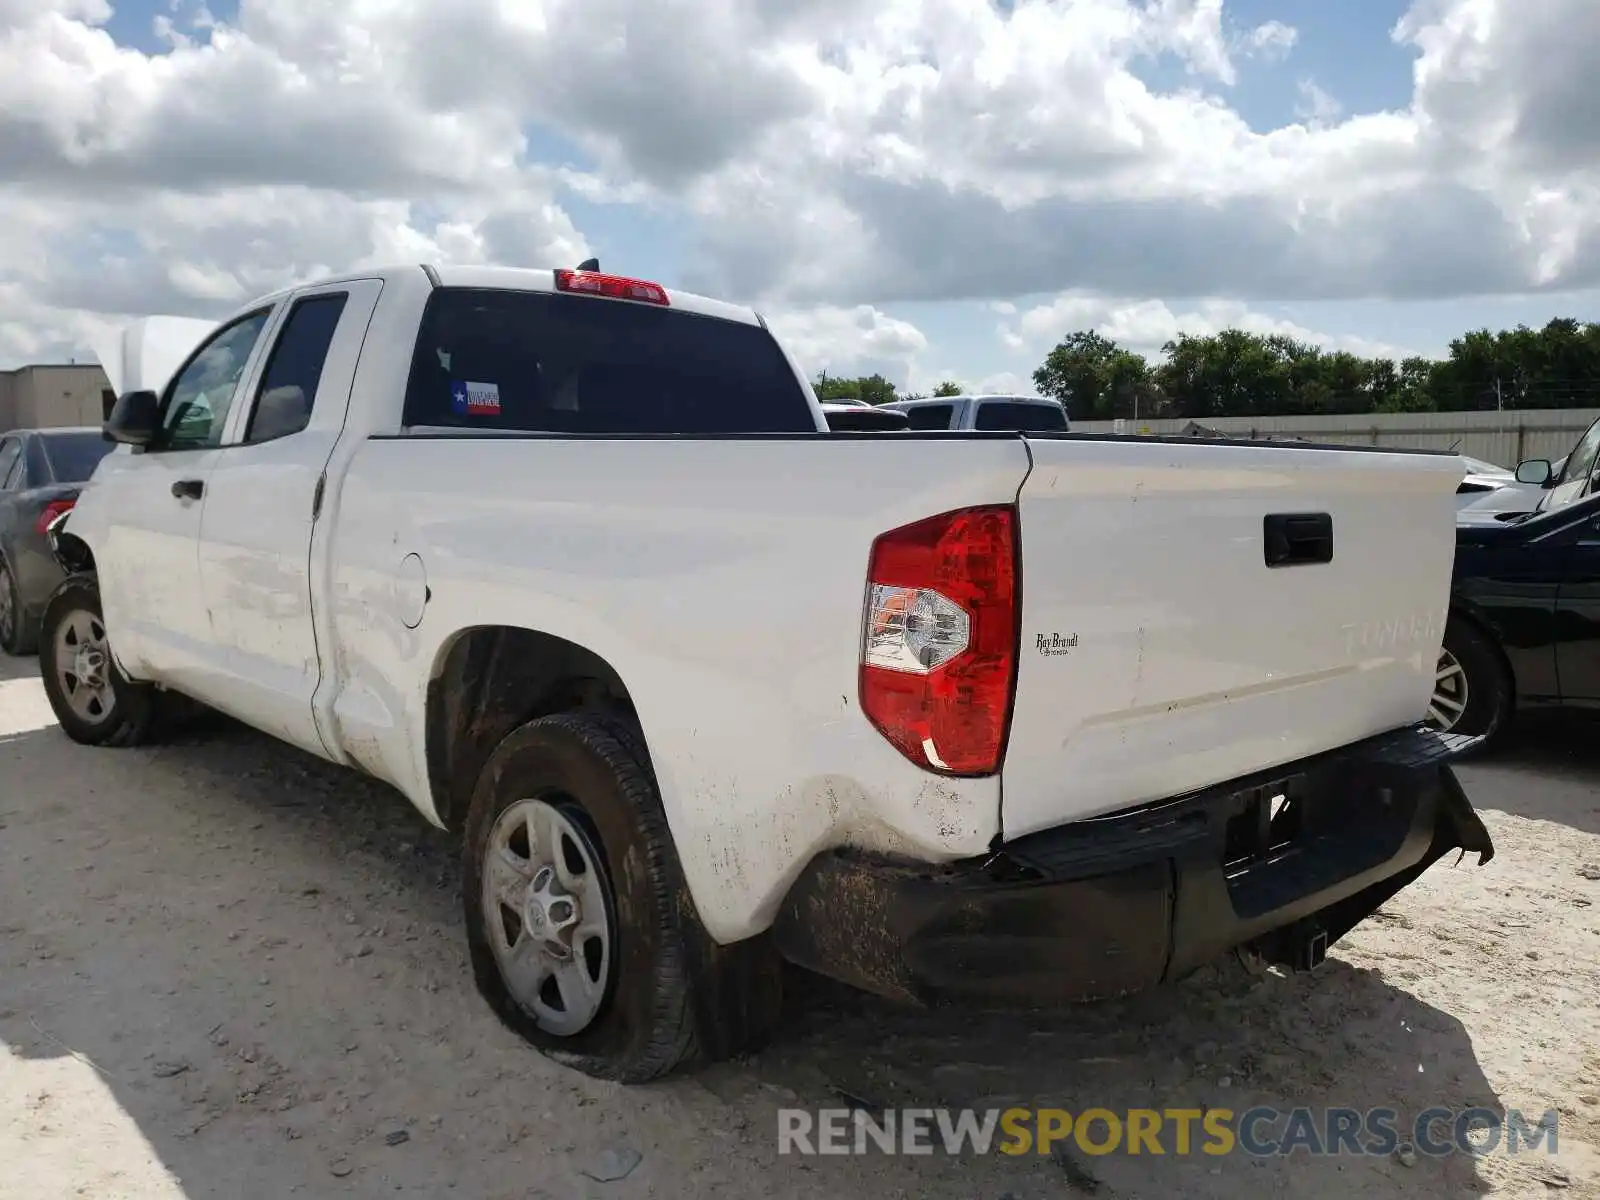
1263, 512, 1333, 568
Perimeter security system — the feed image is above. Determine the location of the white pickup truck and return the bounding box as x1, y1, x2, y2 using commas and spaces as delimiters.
42, 264, 1494, 1083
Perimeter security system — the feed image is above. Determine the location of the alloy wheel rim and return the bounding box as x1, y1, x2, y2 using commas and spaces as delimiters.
1429, 648, 1470, 731
481, 798, 614, 1036
53, 608, 117, 724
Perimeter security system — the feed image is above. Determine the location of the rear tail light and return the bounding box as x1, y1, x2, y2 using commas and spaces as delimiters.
36, 498, 75, 534
860, 505, 1019, 776
553, 269, 670, 306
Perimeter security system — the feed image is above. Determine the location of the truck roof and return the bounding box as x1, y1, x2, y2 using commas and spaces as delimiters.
890, 394, 1056, 407
243, 264, 764, 329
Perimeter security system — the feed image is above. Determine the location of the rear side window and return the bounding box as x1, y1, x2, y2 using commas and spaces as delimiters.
975, 401, 1068, 432
903, 404, 955, 430
38, 432, 114, 483
245, 293, 349, 443
401, 288, 816, 434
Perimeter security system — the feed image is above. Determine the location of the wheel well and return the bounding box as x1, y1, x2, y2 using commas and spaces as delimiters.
1447, 605, 1517, 702
53, 532, 95, 576
425, 626, 643, 833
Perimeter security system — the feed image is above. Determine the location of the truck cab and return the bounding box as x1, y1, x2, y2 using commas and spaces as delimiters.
881, 393, 1070, 432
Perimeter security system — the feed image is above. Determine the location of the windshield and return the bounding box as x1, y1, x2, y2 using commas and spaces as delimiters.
1530, 419, 1600, 517
973, 401, 1068, 432
402, 287, 817, 434
38, 431, 114, 483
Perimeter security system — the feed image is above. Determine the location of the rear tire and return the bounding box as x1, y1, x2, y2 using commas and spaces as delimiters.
0, 558, 35, 656
38, 574, 164, 747
1431, 615, 1511, 744
462, 712, 781, 1083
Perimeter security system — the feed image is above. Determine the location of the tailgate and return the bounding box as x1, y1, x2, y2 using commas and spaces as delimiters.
1001, 437, 1464, 840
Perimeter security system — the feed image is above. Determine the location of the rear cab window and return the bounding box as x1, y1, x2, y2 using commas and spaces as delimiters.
37, 432, 114, 483
974, 401, 1068, 432
401, 288, 818, 435
903, 404, 956, 430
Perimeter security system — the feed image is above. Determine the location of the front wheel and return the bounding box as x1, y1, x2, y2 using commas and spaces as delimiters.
1429, 615, 1511, 743
38, 575, 163, 747
462, 712, 781, 1082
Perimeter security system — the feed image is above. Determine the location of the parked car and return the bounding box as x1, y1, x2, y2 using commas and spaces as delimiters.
47, 263, 1490, 1083
1433, 491, 1600, 741
1457, 452, 1574, 522
1433, 414, 1600, 740
880, 393, 1070, 431
0, 427, 117, 655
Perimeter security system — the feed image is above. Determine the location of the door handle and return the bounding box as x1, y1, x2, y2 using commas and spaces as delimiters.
1263, 512, 1334, 567
171, 479, 204, 501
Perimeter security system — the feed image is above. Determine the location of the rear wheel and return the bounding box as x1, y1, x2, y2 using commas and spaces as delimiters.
0, 558, 35, 656
1429, 616, 1511, 742
462, 712, 781, 1082
38, 575, 164, 747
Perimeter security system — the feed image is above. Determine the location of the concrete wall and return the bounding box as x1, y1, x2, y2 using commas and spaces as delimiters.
1072, 407, 1600, 467
0, 365, 114, 433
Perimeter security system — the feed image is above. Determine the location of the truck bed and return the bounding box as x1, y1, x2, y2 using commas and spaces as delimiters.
326, 428, 1461, 940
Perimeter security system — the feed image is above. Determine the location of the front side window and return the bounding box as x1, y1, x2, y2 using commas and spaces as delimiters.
160, 310, 273, 451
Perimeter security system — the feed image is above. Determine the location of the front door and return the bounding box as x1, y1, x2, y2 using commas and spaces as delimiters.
89, 307, 277, 689
1555, 498, 1600, 704
195, 280, 382, 757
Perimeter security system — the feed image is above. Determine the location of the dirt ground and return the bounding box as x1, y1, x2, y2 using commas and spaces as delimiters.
3, 650, 1599, 1200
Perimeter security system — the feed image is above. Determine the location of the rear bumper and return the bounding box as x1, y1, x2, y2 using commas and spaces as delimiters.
772, 724, 1494, 1006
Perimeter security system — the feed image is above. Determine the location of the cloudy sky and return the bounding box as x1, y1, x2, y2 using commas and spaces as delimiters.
1, 0, 1596, 395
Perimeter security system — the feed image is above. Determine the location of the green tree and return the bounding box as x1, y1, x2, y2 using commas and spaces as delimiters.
1032, 331, 1154, 420
1032, 315, 1600, 420
812, 372, 901, 406
931, 380, 964, 397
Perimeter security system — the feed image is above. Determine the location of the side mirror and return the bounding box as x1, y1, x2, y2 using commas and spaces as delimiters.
103, 390, 162, 447
1514, 458, 1554, 486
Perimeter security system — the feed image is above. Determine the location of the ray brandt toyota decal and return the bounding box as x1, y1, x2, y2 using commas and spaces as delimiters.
1037, 632, 1079, 656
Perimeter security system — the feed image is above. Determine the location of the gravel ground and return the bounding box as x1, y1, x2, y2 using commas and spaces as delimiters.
2, 649, 1599, 1200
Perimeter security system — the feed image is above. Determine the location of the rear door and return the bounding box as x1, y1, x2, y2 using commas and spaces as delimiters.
1001, 436, 1465, 838
195, 279, 381, 756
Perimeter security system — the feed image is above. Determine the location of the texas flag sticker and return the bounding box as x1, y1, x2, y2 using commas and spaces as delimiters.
450, 380, 502, 416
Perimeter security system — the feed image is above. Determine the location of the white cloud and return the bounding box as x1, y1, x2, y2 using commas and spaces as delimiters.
763, 304, 929, 387
1005, 293, 1419, 361
1295, 79, 1343, 126
0, 0, 1596, 373
1242, 19, 1298, 62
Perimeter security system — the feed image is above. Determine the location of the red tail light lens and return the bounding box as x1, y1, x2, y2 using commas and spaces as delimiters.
36, 498, 75, 534
859, 505, 1019, 776
553, 270, 670, 306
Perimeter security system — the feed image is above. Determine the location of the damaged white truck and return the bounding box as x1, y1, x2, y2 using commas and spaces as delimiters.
43, 264, 1493, 1082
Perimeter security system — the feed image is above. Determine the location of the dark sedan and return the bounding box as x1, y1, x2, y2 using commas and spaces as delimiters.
1433, 488, 1600, 742
0, 427, 116, 655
